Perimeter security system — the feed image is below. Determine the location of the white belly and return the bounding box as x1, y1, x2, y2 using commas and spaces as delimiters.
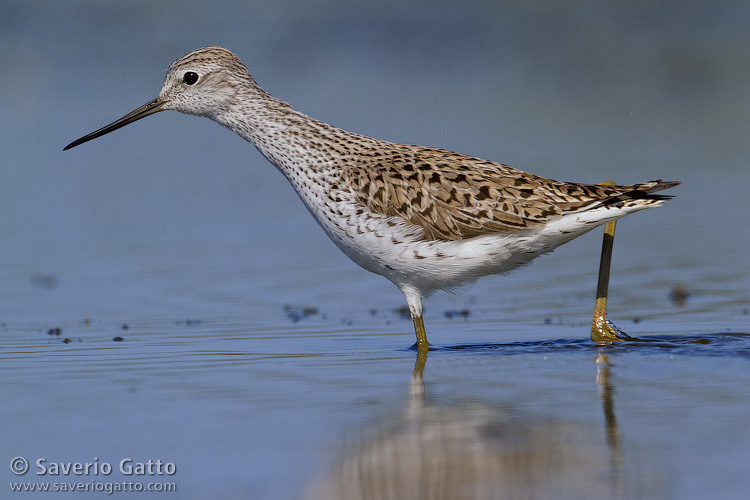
308, 197, 644, 298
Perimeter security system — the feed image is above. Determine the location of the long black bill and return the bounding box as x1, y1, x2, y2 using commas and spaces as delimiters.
63, 97, 166, 151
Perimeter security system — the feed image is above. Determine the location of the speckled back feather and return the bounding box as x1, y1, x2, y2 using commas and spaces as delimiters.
345, 145, 677, 241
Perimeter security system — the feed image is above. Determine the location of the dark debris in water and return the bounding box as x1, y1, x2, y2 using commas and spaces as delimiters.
176, 319, 203, 326
669, 283, 690, 307
439, 333, 750, 358
31, 273, 57, 289
47, 327, 61, 336
444, 309, 470, 320
112, 336, 124, 342
283, 305, 319, 323
394, 306, 411, 320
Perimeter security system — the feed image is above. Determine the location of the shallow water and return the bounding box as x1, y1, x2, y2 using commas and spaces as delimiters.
4, 314, 750, 499
2, 2, 750, 499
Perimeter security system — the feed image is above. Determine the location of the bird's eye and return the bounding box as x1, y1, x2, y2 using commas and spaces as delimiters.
183, 72, 199, 85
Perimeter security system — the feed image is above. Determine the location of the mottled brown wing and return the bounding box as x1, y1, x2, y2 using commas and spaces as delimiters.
345, 144, 670, 241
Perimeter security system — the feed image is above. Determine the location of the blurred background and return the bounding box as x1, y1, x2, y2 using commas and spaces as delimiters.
2, 0, 748, 325
2, 2, 749, 499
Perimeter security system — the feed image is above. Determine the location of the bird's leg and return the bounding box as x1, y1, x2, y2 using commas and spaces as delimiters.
402, 287, 431, 352
412, 315, 430, 352
591, 181, 634, 342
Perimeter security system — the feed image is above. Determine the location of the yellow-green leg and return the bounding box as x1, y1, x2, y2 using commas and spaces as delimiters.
402, 287, 431, 352
412, 315, 430, 353
591, 181, 633, 342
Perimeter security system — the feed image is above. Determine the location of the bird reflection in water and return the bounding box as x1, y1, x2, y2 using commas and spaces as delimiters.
305, 347, 665, 500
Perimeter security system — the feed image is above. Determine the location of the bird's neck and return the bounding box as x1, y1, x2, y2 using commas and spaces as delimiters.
211, 92, 325, 172
211, 87, 380, 179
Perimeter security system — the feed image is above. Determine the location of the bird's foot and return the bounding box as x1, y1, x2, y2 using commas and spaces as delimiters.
591, 315, 635, 342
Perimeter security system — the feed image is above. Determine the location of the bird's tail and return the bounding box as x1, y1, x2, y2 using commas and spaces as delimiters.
599, 179, 680, 208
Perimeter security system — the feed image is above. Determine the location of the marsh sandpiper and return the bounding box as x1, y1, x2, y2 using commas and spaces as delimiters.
65, 47, 678, 352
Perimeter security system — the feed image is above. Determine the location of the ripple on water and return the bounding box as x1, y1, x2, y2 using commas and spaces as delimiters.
440, 332, 750, 358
